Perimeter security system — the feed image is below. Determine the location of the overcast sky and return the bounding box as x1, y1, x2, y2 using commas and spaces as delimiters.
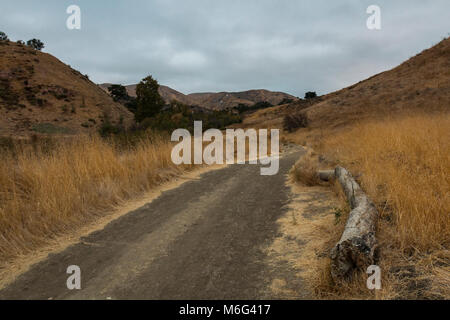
1, 0, 449, 96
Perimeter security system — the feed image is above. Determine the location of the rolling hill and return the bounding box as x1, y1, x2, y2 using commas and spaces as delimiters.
239, 37, 450, 133
99, 83, 298, 110
0, 41, 134, 137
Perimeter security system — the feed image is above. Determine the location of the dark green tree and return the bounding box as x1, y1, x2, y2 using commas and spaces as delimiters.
0, 31, 8, 41
135, 75, 165, 122
108, 84, 128, 102
27, 39, 45, 51
304, 91, 317, 99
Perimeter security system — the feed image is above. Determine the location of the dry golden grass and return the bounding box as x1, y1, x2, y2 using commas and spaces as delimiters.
242, 38, 450, 299
0, 133, 191, 264
286, 112, 449, 299
289, 148, 323, 186
310, 113, 450, 299
322, 113, 449, 250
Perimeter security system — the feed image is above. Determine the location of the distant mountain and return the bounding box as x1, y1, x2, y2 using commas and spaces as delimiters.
0, 41, 134, 137
99, 83, 298, 110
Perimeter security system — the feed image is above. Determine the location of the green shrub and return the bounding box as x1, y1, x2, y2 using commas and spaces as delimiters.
304, 91, 317, 99
278, 98, 294, 105
233, 101, 272, 113
0, 79, 20, 107
26, 39, 44, 51
32, 123, 73, 134
283, 111, 309, 132
0, 31, 8, 41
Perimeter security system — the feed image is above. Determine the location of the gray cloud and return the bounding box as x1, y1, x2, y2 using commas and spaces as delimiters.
1, 0, 449, 96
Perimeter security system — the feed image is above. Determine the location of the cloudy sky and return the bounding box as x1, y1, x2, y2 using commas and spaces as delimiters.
1, 0, 449, 96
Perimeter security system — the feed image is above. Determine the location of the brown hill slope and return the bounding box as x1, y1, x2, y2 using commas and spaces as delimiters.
241, 37, 450, 133
0, 41, 134, 137
100, 83, 297, 110
304, 37, 450, 131
187, 89, 297, 110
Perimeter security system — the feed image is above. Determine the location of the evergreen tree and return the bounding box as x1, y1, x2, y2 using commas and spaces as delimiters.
135, 75, 165, 122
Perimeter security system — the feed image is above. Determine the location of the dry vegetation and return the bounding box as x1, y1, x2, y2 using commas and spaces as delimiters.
290, 148, 325, 186
0, 134, 192, 266
241, 38, 450, 299
319, 113, 449, 299
290, 113, 450, 299
323, 114, 449, 250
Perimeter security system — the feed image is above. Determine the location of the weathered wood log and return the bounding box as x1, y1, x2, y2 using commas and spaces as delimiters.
330, 166, 379, 280
317, 170, 335, 181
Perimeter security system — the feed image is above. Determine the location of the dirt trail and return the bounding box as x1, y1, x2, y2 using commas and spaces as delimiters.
0, 146, 337, 300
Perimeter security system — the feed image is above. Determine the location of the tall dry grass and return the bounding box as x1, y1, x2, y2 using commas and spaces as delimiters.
0, 133, 190, 263
322, 113, 449, 250
290, 148, 323, 186
291, 113, 450, 299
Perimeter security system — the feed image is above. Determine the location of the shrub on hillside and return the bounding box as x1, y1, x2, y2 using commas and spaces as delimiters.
0, 31, 8, 41
234, 101, 273, 113
0, 78, 20, 108
27, 39, 45, 51
278, 98, 294, 105
283, 111, 309, 132
107, 84, 138, 114
108, 84, 128, 102
305, 91, 317, 99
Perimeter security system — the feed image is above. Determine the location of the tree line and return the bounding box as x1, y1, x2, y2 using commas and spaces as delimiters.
104, 76, 242, 136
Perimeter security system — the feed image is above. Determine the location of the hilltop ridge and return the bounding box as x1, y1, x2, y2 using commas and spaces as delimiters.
99, 83, 298, 110
0, 41, 134, 137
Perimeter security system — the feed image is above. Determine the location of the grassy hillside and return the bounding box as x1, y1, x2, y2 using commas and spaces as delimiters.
303, 38, 450, 134
238, 38, 450, 136
0, 41, 134, 137
238, 37, 449, 299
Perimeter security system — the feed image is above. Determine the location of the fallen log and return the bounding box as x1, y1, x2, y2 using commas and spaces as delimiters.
329, 166, 379, 280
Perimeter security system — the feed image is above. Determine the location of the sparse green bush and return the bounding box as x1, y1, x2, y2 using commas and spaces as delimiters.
233, 101, 273, 113
98, 113, 125, 137
0, 31, 8, 41
278, 98, 294, 105
108, 84, 128, 102
26, 39, 45, 51
107, 84, 138, 114
32, 123, 73, 134
283, 111, 309, 132
0, 79, 20, 107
